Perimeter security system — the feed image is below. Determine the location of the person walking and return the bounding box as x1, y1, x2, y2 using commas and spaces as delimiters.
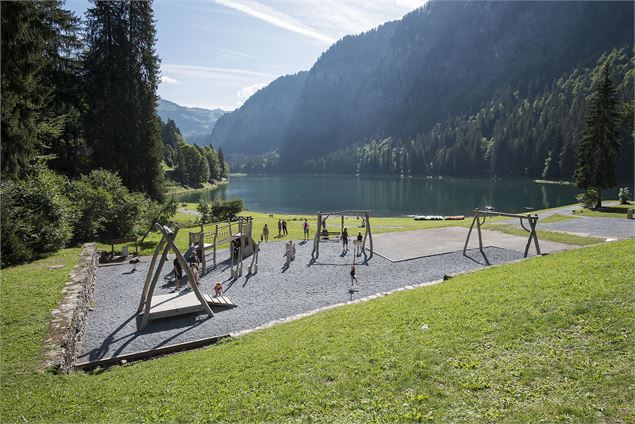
342, 227, 349, 252
350, 265, 358, 285
303, 220, 310, 241
282, 219, 288, 236
277, 219, 282, 237
263, 224, 269, 242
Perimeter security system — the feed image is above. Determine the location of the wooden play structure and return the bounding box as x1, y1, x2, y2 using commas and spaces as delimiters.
463, 209, 541, 258
138, 224, 236, 330
311, 210, 373, 260
189, 217, 258, 279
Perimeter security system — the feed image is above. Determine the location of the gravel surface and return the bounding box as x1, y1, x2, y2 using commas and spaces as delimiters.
77, 241, 524, 362
505, 216, 635, 239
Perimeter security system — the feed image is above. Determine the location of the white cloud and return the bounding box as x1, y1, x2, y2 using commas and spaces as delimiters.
162, 63, 276, 79
215, 0, 336, 44
237, 83, 267, 101
160, 75, 181, 85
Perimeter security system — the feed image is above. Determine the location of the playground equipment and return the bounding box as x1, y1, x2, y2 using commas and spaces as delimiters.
311, 210, 373, 260
285, 241, 296, 266
189, 217, 258, 279
463, 209, 541, 258
138, 224, 236, 330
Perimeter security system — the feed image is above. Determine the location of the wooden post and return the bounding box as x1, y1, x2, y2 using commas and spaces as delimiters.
476, 212, 484, 251
312, 213, 321, 260
361, 211, 373, 258
213, 224, 218, 269
199, 231, 206, 273
463, 209, 478, 255
139, 234, 168, 312
341, 215, 344, 236
530, 216, 541, 256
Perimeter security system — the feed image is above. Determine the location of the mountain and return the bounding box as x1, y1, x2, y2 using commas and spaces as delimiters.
157, 98, 225, 140
210, 72, 308, 154
209, 0, 633, 177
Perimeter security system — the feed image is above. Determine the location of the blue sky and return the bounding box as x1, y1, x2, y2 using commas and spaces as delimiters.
66, 0, 425, 111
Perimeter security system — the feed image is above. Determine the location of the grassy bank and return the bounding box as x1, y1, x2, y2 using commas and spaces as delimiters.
164, 180, 227, 196
1, 240, 633, 422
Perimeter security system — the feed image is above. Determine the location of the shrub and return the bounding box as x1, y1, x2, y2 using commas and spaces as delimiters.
576, 188, 599, 208
210, 198, 243, 222
68, 169, 147, 241
1, 167, 75, 266
618, 187, 631, 204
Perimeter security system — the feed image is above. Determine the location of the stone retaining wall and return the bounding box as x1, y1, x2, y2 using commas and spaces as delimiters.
42, 243, 97, 373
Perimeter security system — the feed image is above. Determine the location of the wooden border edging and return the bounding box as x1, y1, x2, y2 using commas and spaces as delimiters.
74, 334, 230, 371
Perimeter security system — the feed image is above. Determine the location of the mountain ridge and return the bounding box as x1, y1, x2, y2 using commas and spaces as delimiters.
157, 98, 225, 140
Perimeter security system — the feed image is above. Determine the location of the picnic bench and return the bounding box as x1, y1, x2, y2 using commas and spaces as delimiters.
320, 230, 341, 240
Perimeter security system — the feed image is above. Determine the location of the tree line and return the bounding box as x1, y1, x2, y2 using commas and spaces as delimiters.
161, 119, 228, 187
235, 47, 633, 183
0, 1, 196, 265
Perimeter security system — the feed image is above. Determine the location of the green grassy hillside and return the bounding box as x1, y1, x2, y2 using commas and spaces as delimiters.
1, 240, 633, 422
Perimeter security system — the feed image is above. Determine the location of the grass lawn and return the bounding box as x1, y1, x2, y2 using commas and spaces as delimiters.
1, 240, 633, 422
573, 203, 635, 218
97, 202, 617, 257
539, 214, 579, 224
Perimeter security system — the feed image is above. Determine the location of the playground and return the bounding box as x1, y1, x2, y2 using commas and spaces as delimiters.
76, 206, 626, 367
77, 240, 527, 363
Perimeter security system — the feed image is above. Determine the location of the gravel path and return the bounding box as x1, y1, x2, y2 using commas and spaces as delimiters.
503, 215, 635, 239
77, 241, 525, 363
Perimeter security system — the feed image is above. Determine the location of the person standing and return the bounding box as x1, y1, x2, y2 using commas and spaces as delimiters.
342, 227, 349, 252
173, 257, 183, 291
263, 224, 269, 242
350, 265, 358, 285
277, 219, 282, 237
191, 262, 200, 287
282, 219, 288, 235
303, 220, 309, 241
356, 231, 363, 256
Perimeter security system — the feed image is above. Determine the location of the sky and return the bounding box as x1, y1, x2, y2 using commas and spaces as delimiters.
66, 0, 426, 111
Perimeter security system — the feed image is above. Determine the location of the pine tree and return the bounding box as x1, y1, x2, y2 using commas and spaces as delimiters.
217, 148, 227, 178
1, 2, 48, 178
84, 0, 164, 200
574, 64, 621, 207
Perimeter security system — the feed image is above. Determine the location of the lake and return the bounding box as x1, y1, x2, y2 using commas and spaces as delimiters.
170, 175, 586, 216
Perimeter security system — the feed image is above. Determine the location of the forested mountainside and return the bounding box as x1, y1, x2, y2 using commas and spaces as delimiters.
210, 72, 308, 154
211, 1, 634, 179
157, 99, 225, 139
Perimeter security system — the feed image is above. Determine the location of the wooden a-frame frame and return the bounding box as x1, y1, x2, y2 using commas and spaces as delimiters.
138, 224, 214, 330
463, 209, 541, 258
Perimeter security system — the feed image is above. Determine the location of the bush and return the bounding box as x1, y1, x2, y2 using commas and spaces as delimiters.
1, 167, 75, 266
618, 187, 631, 204
211, 198, 243, 221
196, 198, 244, 223
576, 188, 599, 208
68, 169, 148, 241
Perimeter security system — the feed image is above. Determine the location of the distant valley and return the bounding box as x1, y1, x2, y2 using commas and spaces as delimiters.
157, 98, 225, 142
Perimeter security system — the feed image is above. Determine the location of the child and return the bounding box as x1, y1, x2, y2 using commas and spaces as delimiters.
263, 224, 269, 242
350, 265, 358, 285
342, 228, 349, 251
303, 220, 309, 241
191, 262, 200, 287
214, 282, 223, 297
173, 257, 183, 290
356, 232, 363, 256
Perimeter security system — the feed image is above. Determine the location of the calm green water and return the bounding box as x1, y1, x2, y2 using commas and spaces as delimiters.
171, 175, 585, 216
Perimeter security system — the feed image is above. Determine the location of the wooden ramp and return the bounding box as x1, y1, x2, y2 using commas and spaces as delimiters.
144, 291, 237, 320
